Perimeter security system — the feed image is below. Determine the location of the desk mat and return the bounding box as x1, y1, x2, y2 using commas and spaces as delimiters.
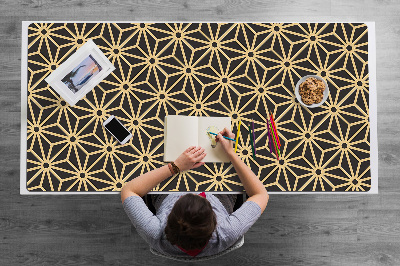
25, 23, 371, 192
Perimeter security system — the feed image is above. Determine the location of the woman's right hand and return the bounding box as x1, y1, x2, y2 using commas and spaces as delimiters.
215, 127, 235, 156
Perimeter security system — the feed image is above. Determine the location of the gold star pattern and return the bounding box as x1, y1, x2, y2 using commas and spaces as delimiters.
25, 23, 371, 192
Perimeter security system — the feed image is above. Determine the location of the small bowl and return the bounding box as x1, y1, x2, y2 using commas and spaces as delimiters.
295, 75, 329, 108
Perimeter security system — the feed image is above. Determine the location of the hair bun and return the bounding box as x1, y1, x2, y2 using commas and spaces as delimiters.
177, 219, 188, 231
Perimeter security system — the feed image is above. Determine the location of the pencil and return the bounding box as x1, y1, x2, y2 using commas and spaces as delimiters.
208, 132, 236, 142
251, 120, 256, 155
234, 121, 241, 153
249, 124, 255, 159
266, 117, 273, 153
270, 121, 280, 160
270, 119, 280, 152
270, 113, 281, 149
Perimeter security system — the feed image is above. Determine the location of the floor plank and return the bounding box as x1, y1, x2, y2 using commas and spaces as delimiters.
1, 0, 400, 265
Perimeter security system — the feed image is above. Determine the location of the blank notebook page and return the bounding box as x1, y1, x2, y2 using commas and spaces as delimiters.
164, 115, 198, 162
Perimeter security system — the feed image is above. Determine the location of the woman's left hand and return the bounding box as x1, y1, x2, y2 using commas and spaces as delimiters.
174, 146, 207, 171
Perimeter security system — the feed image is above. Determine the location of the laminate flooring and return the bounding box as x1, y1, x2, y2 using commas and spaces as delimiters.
1, 0, 399, 265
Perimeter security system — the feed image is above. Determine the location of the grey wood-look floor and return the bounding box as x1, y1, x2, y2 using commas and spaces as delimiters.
1, 0, 399, 265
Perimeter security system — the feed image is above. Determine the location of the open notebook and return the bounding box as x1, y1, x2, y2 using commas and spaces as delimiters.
164, 115, 232, 163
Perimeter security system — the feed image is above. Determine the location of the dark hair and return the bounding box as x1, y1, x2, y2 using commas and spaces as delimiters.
165, 194, 217, 250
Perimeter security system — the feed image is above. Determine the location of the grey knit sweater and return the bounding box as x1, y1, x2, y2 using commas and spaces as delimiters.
123, 192, 262, 257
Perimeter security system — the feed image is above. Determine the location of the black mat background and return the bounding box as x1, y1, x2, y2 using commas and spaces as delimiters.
26, 23, 370, 192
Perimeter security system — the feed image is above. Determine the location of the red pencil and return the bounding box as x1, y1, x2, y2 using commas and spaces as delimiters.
270, 113, 281, 149
270, 121, 279, 160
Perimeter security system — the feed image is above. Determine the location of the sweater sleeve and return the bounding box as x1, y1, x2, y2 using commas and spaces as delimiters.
123, 195, 162, 245
218, 200, 262, 247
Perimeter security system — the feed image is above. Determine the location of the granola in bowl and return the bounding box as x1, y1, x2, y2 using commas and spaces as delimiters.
295, 75, 329, 108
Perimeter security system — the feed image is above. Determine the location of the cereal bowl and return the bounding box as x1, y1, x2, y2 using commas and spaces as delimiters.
295, 75, 329, 108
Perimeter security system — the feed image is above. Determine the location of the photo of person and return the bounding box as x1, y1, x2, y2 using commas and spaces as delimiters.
61, 55, 103, 93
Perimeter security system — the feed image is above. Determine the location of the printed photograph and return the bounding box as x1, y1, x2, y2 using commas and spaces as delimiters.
61, 55, 103, 93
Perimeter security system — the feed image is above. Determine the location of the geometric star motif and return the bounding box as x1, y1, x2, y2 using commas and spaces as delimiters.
26, 22, 371, 192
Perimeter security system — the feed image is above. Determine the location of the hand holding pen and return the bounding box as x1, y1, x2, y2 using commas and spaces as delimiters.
214, 127, 236, 155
